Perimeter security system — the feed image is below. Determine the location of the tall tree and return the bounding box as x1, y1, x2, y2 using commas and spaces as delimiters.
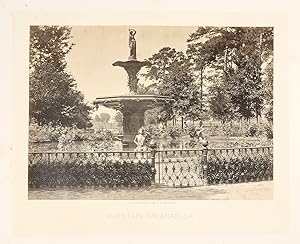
29, 26, 93, 128
142, 47, 202, 122
187, 27, 273, 121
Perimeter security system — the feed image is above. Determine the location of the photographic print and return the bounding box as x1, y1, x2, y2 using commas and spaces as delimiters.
28, 25, 274, 200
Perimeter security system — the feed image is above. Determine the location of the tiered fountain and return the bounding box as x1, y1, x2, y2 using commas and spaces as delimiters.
94, 29, 173, 150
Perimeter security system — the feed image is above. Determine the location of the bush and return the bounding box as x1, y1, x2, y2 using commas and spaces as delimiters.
204, 122, 245, 137
208, 137, 272, 148
28, 159, 155, 188
29, 122, 114, 151
29, 120, 63, 142
207, 150, 273, 184
260, 122, 273, 139
246, 123, 258, 137
204, 124, 223, 137
204, 120, 273, 139
167, 126, 182, 139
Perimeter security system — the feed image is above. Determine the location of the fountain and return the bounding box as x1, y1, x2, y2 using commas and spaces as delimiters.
94, 28, 173, 150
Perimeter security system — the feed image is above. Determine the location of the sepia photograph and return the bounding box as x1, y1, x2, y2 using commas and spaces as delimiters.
1, 1, 297, 242
28, 25, 274, 200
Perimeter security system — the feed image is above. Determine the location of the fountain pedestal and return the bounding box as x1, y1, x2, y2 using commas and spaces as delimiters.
94, 95, 173, 150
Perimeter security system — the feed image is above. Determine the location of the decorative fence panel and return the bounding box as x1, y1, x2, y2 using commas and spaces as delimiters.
155, 149, 205, 187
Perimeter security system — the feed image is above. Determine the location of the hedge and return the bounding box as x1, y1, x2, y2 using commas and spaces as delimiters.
28, 161, 155, 188
207, 154, 273, 184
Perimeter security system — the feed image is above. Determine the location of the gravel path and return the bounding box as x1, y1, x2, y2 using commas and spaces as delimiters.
28, 181, 273, 200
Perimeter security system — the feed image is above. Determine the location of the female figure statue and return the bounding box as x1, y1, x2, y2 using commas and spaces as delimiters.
128, 29, 136, 60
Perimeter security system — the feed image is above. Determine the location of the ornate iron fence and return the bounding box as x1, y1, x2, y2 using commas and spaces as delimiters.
155, 149, 205, 187
28, 145, 273, 188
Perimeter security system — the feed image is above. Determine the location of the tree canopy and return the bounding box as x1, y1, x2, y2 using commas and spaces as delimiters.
187, 27, 273, 122
142, 47, 203, 122
29, 26, 93, 128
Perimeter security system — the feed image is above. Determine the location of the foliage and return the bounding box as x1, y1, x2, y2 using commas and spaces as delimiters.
208, 85, 235, 122
29, 120, 63, 142
144, 108, 161, 125
187, 27, 273, 121
207, 149, 273, 184
142, 47, 203, 121
201, 119, 273, 141
113, 111, 123, 126
262, 57, 273, 122
166, 125, 182, 139
29, 26, 93, 128
143, 124, 164, 137
246, 123, 258, 137
30, 26, 74, 71
29, 121, 114, 151
28, 159, 155, 188
83, 131, 114, 151
260, 121, 273, 139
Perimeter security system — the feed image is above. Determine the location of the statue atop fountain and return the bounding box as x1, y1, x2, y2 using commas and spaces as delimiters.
94, 28, 173, 150
128, 28, 137, 60
112, 29, 151, 93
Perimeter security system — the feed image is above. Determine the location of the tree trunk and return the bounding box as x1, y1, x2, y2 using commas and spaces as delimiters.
239, 117, 242, 135
200, 68, 203, 112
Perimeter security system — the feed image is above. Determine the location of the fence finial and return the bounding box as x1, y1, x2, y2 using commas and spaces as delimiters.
202, 139, 209, 185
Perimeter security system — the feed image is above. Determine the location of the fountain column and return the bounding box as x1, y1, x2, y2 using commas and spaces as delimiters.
121, 104, 147, 149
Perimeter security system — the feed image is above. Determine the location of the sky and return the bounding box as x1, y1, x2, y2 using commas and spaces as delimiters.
65, 26, 197, 118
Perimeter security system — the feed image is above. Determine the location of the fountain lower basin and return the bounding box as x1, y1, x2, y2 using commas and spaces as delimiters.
94, 95, 173, 150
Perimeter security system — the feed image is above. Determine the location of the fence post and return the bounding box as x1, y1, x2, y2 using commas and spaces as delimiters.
202, 140, 209, 185
149, 140, 157, 184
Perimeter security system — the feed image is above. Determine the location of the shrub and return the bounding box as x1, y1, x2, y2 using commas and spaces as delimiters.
204, 124, 223, 137
29, 122, 114, 151
167, 126, 182, 139
208, 137, 272, 148
259, 121, 273, 139
29, 120, 63, 142
246, 123, 258, 137
207, 150, 273, 184
28, 159, 155, 188
83, 130, 114, 151
204, 120, 272, 139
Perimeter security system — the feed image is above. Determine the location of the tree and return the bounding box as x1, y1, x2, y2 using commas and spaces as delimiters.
142, 47, 202, 123
186, 27, 273, 121
187, 28, 218, 114
99, 113, 111, 123
262, 57, 273, 122
30, 26, 74, 72
29, 26, 93, 128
